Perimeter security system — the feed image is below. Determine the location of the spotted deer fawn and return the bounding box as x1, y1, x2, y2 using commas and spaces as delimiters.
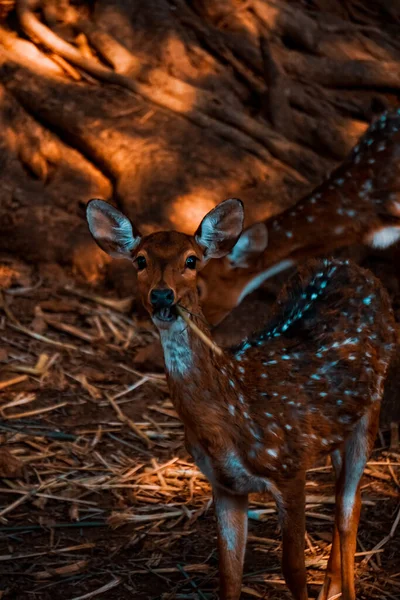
86, 198, 395, 600
198, 110, 400, 327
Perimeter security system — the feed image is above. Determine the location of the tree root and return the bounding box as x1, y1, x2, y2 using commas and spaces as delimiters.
260, 35, 293, 138
2, 0, 400, 279
284, 51, 400, 89
17, 0, 337, 181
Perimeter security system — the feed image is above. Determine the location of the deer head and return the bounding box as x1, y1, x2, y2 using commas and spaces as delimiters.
86, 198, 244, 328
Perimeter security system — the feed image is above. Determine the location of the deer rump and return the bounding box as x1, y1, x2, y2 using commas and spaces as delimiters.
230, 258, 395, 460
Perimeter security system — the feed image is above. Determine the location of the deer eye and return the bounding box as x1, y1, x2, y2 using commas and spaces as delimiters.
185, 255, 198, 270
136, 255, 147, 271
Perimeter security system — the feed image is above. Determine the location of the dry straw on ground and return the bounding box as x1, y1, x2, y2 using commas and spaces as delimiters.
0, 270, 399, 599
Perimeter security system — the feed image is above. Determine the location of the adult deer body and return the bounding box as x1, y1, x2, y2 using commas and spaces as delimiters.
199, 110, 400, 327
86, 198, 395, 600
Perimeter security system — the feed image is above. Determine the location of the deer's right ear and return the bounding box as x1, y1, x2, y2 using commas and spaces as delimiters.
86, 199, 141, 259
227, 222, 268, 267
195, 198, 244, 259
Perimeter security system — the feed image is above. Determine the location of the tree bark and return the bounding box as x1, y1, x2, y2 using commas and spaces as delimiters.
0, 0, 399, 281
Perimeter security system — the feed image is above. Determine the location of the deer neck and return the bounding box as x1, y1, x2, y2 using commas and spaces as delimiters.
158, 315, 233, 426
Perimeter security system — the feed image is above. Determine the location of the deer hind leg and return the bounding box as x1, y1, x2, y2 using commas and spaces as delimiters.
337, 405, 379, 600
213, 487, 248, 600
317, 450, 343, 600
281, 471, 308, 600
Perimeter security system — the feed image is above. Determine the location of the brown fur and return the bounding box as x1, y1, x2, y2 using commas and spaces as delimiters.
86, 198, 396, 600
199, 110, 400, 325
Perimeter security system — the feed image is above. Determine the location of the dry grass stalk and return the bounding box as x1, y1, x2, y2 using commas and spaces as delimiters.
0, 473, 72, 519
3, 401, 67, 420
176, 306, 223, 355
107, 394, 152, 448
109, 509, 184, 526
0, 542, 95, 562
65, 285, 133, 312
0, 282, 399, 600
0, 374, 27, 389
67, 578, 121, 600
8, 323, 89, 353
1, 392, 36, 412
362, 504, 400, 566
6, 352, 56, 376
130, 565, 209, 574
110, 376, 150, 402
0, 488, 97, 506
34, 559, 88, 579
118, 362, 166, 381
44, 317, 97, 343
247, 535, 279, 545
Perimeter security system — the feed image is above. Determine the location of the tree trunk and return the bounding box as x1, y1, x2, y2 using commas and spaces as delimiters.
0, 0, 399, 281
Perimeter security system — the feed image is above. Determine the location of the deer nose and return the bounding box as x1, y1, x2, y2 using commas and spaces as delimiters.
150, 288, 175, 309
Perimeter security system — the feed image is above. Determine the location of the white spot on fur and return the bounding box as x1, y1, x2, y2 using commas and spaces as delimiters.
237, 259, 295, 304
365, 226, 400, 249
390, 200, 400, 216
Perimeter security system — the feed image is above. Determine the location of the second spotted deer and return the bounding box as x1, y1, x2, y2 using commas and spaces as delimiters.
86, 198, 395, 600
199, 110, 400, 326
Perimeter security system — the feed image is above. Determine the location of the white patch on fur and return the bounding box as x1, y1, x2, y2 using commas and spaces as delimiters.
159, 319, 192, 377
365, 226, 400, 249
341, 414, 369, 527
219, 514, 238, 551
237, 259, 295, 304
112, 213, 139, 252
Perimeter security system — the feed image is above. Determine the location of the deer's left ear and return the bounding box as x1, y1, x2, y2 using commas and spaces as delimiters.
86, 199, 142, 259
195, 198, 244, 259
227, 222, 268, 267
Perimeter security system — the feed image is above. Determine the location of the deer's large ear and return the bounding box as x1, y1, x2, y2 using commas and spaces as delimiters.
195, 198, 244, 259
86, 199, 141, 259
227, 222, 268, 267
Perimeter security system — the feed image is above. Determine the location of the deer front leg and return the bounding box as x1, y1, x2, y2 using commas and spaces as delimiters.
281, 471, 308, 600
213, 487, 248, 600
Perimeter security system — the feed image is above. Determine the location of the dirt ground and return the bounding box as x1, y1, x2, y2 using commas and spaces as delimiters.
0, 249, 399, 600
